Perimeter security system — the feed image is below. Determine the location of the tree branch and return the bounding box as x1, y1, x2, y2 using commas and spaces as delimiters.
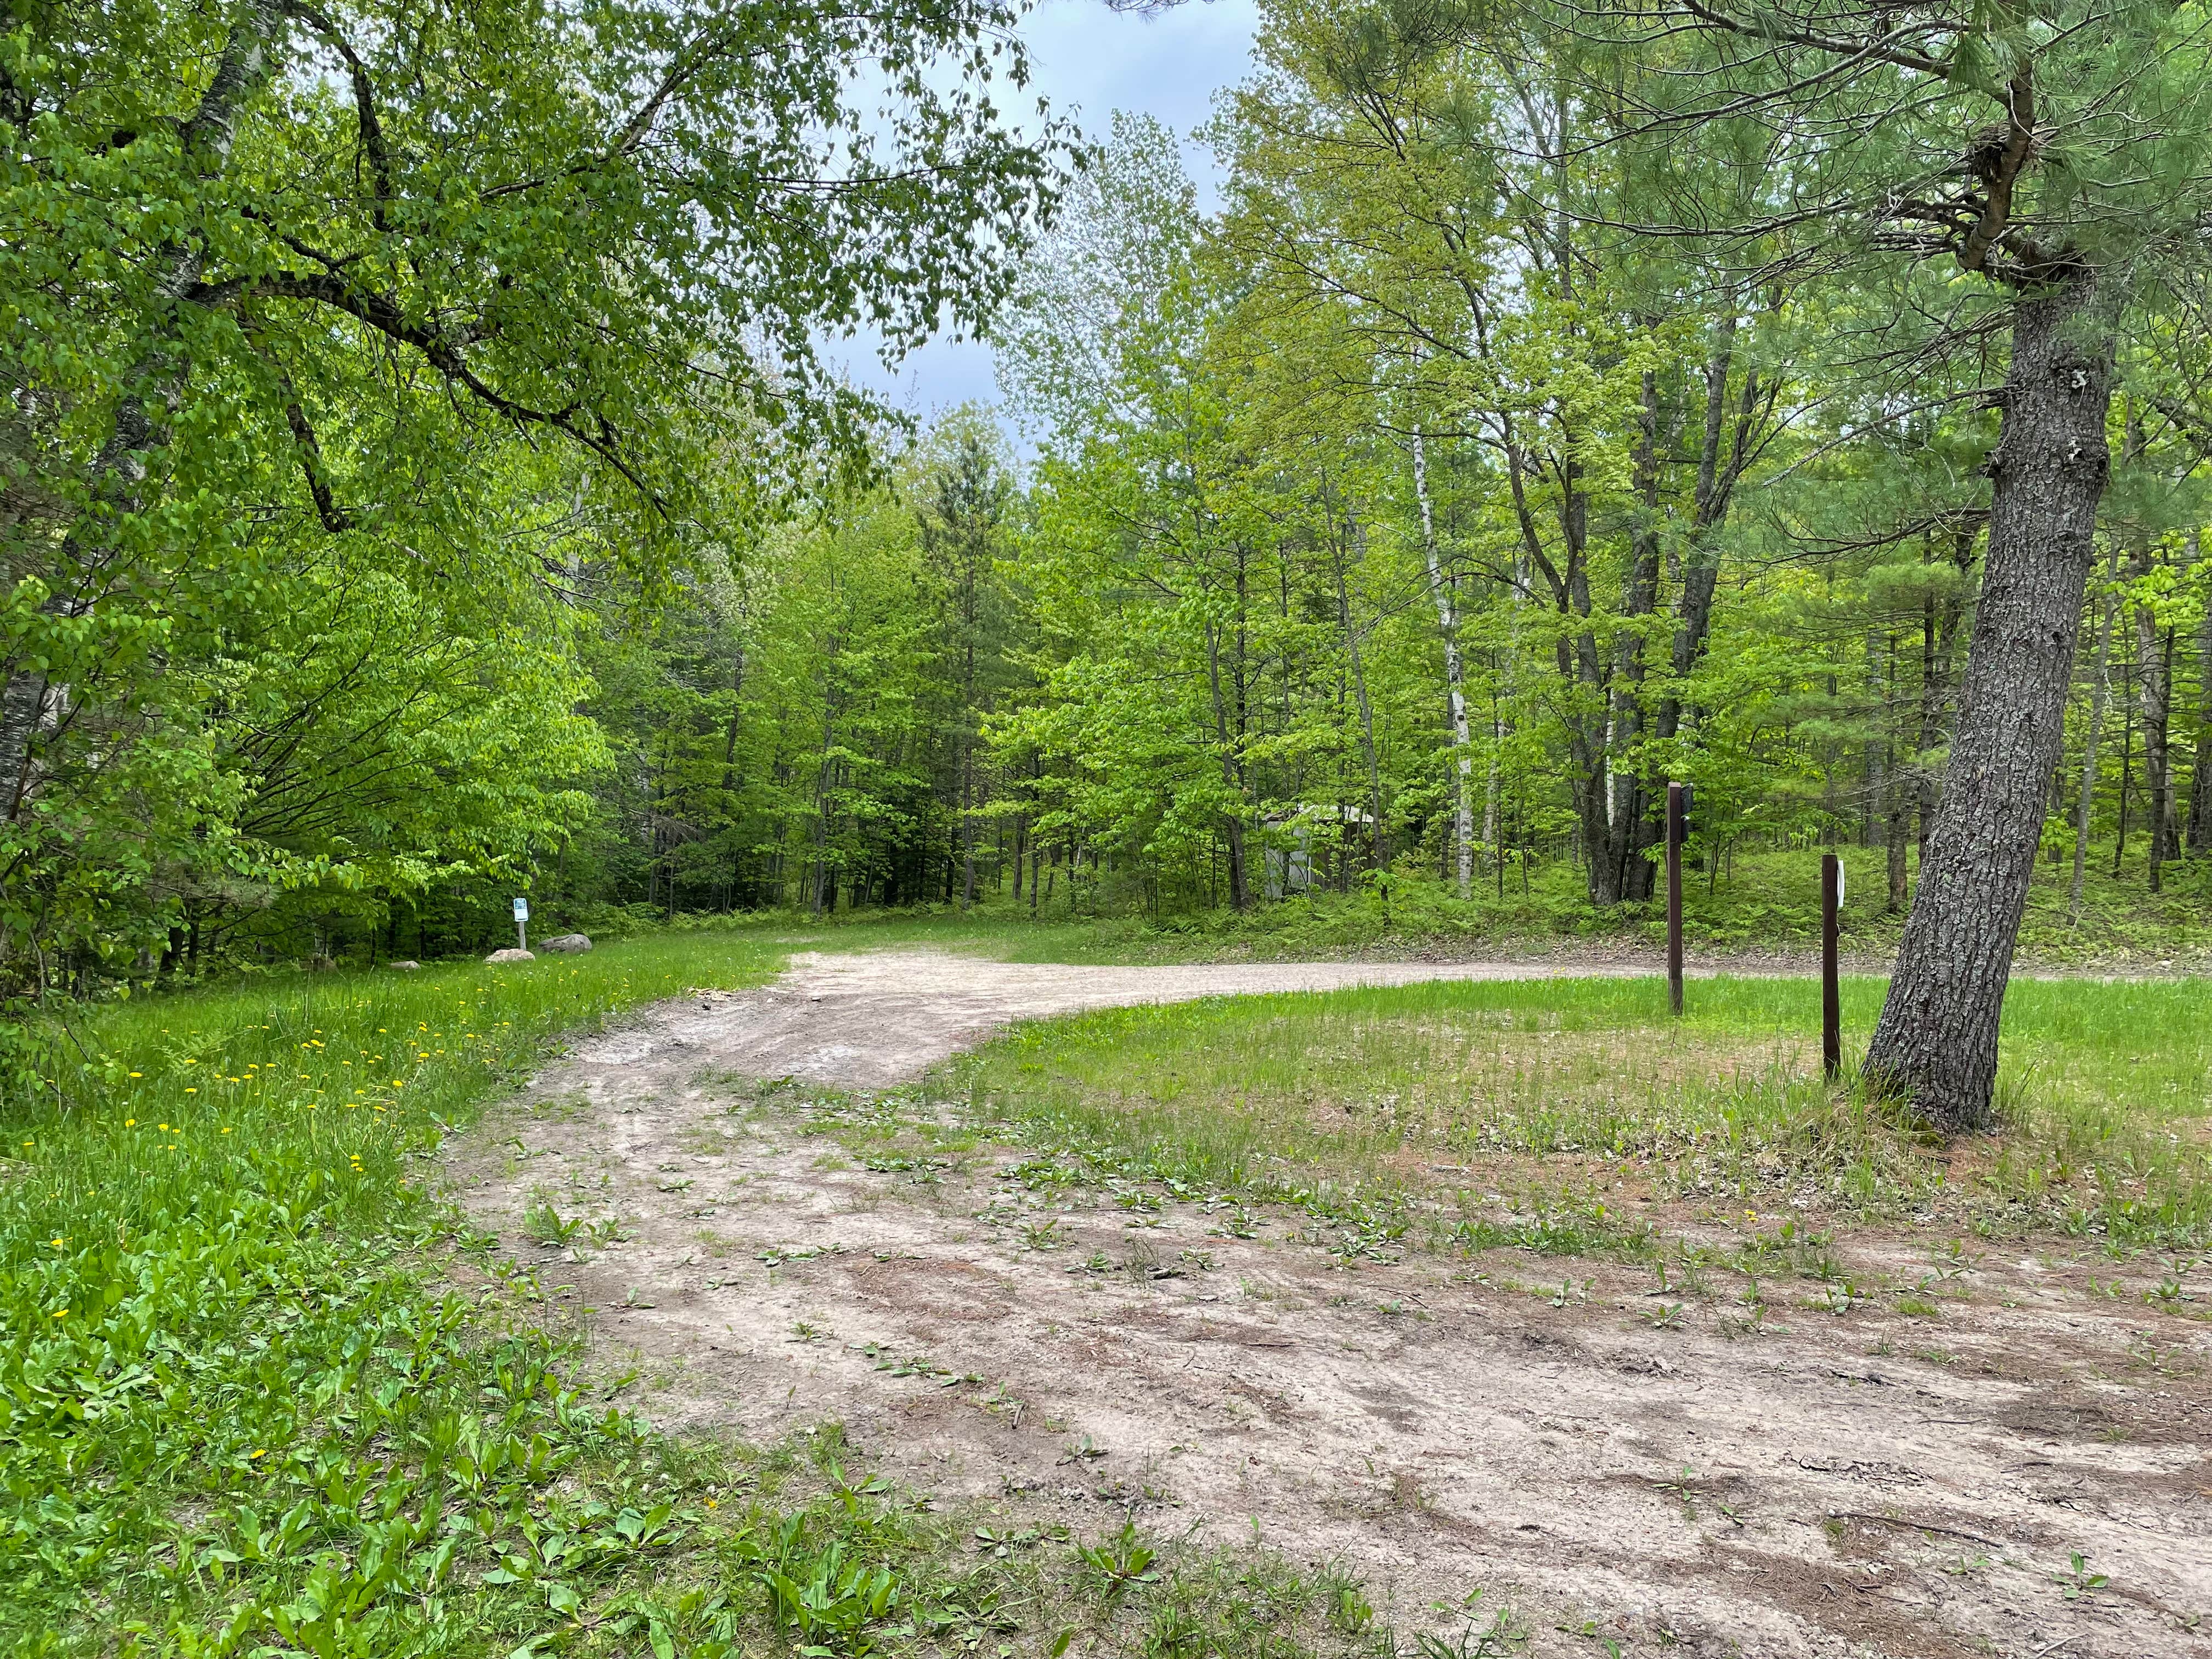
1671, 0, 1953, 80
1957, 70, 2036, 275
241, 270, 664, 510
279, 2, 396, 228
481, 29, 737, 200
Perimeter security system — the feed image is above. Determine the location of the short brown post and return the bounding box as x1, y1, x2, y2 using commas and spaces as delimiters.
1666, 782, 1684, 1017
1821, 853, 1841, 1080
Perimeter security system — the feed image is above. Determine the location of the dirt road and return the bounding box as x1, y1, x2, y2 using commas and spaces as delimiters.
452, 949, 2212, 1658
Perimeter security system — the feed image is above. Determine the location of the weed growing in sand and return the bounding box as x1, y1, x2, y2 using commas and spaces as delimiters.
1416, 1588, 1529, 1657
1062, 1532, 1400, 1659
1076, 1522, 1164, 1599
524, 1194, 590, 1244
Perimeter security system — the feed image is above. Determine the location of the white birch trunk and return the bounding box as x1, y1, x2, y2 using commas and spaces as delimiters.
1413, 426, 1475, 898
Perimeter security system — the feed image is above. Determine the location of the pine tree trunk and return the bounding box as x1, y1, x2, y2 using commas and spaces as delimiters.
1865, 278, 2117, 1131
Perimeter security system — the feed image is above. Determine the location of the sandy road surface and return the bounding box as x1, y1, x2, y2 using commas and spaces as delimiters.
555, 949, 1644, 1089
451, 949, 2212, 1658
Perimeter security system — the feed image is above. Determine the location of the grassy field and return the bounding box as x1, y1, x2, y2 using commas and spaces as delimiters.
954, 973, 2212, 1254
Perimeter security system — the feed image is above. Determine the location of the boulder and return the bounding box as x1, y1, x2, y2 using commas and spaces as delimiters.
484, 948, 535, 964
539, 933, 592, 955
388, 960, 421, 971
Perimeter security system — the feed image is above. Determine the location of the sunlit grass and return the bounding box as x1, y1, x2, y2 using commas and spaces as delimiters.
0, 928, 788, 1652
13, 929, 783, 1236
955, 974, 2212, 1249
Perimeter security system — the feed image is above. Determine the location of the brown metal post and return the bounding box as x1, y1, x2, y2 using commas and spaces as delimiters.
1821, 853, 1841, 1079
1666, 782, 1684, 1016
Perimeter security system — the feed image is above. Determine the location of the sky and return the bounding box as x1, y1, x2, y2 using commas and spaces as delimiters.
831, 0, 1262, 424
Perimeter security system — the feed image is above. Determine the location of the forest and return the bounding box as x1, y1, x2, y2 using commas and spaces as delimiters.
15, 0, 2210, 1130
8, 4, 2212, 1656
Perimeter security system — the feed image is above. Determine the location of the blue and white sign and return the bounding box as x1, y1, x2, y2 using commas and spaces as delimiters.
513, 896, 529, 922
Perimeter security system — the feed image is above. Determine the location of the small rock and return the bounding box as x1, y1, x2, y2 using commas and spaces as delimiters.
484, 948, 535, 964
539, 933, 592, 954
388, 960, 421, 971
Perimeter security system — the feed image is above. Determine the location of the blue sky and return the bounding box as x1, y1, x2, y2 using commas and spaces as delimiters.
832, 0, 1262, 422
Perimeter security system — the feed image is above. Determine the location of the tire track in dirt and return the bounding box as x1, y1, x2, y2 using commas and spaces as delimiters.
449, 949, 2212, 1659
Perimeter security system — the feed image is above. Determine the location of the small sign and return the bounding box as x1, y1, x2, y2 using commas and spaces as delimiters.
1835, 862, 1846, 906
512, 896, 529, 921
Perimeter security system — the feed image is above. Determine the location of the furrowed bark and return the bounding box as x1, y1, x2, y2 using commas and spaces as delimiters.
1865, 278, 2117, 1130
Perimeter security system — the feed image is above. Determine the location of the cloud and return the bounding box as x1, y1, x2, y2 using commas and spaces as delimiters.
832, 0, 1260, 435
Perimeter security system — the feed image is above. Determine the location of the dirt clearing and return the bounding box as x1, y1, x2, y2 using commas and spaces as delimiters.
451, 949, 2212, 1658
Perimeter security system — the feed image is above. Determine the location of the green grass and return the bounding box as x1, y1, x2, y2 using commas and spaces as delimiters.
953, 974, 2212, 1251
0, 932, 826, 1654
0, 928, 1432, 1659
